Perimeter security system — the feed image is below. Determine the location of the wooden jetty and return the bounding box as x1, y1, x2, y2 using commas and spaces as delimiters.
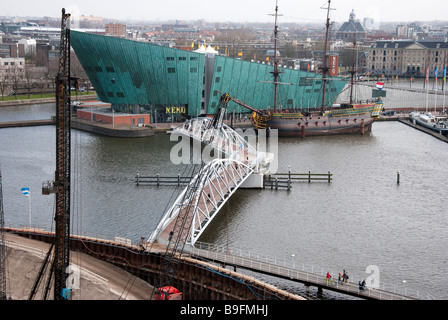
0, 119, 55, 128
136, 171, 333, 190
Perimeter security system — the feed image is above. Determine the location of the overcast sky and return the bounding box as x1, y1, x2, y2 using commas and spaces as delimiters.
2, 0, 447, 24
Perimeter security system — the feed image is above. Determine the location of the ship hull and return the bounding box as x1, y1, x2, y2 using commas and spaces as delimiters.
251, 102, 382, 137
261, 113, 374, 137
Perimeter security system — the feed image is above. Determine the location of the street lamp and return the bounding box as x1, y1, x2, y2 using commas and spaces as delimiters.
291, 254, 295, 269
401, 280, 407, 299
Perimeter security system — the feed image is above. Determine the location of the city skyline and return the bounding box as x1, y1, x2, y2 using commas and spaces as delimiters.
2, 0, 448, 24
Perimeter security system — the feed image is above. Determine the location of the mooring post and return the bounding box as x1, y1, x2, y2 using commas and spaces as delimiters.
328, 171, 331, 183
397, 172, 400, 184
136, 173, 139, 186
157, 174, 160, 186
178, 174, 180, 186
308, 171, 311, 183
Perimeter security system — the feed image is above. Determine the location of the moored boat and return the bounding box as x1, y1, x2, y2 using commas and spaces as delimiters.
410, 112, 448, 135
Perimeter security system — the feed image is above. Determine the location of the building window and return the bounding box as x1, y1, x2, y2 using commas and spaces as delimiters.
190, 67, 197, 73
117, 92, 125, 98
107, 92, 114, 97
215, 77, 220, 83
166, 57, 174, 61
217, 66, 222, 72
190, 57, 198, 61
168, 68, 176, 73
179, 57, 186, 61
106, 66, 115, 73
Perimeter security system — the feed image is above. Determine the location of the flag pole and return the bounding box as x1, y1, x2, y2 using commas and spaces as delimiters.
434, 67, 438, 113
443, 66, 446, 113
426, 67, 429, 113
28, 193, 31, 228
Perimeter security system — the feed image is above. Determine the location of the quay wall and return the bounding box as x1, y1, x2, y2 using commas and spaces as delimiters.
5, 228, 302, 300
71, 117, 154, 137
0, 94, 98, 107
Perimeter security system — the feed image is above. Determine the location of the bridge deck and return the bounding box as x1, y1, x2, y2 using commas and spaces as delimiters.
156, 161, 253, 245
187, 245, 421, 300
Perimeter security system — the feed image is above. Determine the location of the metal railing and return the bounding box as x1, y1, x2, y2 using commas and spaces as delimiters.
190, 241, 435, 300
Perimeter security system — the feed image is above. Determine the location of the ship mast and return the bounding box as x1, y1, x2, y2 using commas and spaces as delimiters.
321, 0, 333, 111
349, 37, 357, 105
270, 0, 283, 113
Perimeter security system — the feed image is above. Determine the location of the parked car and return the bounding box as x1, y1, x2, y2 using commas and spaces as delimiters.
383, 110, 396, 116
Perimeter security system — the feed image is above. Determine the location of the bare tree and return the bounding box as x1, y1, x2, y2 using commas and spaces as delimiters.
0, 75, 10, 101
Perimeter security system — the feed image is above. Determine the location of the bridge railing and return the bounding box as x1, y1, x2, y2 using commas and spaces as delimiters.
191, 241, 435, 300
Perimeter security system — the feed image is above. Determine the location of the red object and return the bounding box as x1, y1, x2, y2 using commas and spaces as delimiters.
155, 286, 183, 300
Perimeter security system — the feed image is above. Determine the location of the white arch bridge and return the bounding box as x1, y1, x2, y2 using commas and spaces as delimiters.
148, 116, 274, 247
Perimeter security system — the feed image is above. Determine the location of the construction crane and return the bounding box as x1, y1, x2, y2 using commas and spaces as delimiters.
0, 169, 7, 300
29, 8, 72, 300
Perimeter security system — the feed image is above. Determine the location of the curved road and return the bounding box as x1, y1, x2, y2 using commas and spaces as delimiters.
3, 233, 153, 300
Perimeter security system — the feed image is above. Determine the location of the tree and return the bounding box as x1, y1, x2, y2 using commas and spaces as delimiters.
282, 41, 298, 59
0, 75, 9, 101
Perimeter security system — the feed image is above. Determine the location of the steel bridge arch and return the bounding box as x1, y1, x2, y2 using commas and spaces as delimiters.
148, 115, 273, 247
148, 158, 253, 246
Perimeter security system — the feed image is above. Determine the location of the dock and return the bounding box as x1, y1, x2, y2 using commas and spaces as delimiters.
0, 118, 55, 128
398, 118, 448, 143
135, 171, 332, 190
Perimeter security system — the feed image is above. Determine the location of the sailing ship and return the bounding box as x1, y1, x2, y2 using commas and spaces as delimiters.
225, 0, 383, 137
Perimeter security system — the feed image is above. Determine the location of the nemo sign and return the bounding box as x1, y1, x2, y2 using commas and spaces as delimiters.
166, 106, 186, 114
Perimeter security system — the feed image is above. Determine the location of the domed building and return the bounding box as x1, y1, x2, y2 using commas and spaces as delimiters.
336, 10, 366, 42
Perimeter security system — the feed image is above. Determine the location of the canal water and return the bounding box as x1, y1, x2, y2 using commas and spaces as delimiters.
0, 103, 447, 299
